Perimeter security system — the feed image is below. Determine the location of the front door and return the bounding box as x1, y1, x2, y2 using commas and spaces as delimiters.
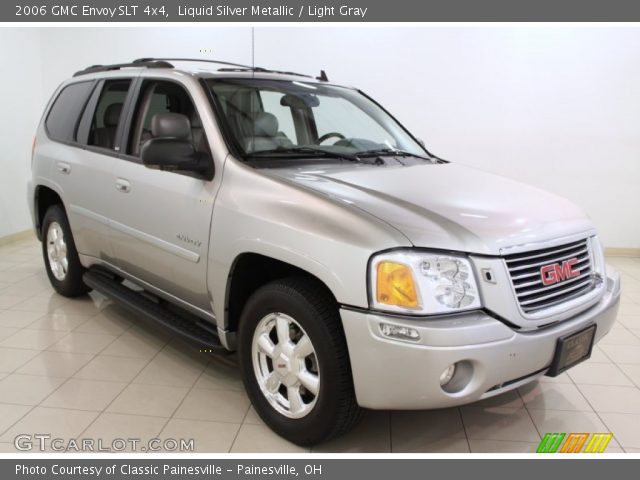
109, 79, 216, 312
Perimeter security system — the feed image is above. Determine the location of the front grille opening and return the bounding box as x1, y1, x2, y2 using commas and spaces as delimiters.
504, 239, 596, 314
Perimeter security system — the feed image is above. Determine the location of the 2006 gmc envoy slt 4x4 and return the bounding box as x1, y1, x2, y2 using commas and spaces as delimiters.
28, 58, 620, 445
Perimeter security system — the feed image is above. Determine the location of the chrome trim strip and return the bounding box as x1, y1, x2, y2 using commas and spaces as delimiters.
109, 219, 200, 263
510, 257, 590, 281
521, 284, 596, 313
70, 205, 200, 263
507, 247, 588, 271
515, 268, 592, 292
503, 240, 586, 263
69, 204, 109, 225
519, 278, 594, 306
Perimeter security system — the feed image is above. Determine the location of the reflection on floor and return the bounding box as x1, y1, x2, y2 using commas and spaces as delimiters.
1, 235, 640, 453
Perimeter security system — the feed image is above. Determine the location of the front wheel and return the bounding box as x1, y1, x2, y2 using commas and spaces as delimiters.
238, 277, 362, 446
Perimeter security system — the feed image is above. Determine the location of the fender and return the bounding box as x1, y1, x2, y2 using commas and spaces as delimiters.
210, 239, 349, 328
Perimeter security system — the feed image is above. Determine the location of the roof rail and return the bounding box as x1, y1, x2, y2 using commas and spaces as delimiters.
73, 59, 173, 77
135, 57, 254, 69
73, 58, 325, 81
216, 67, 314, 79
138, 58, 314, 78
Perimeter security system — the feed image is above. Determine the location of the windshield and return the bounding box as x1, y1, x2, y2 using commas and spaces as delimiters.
205, 78, 429, 161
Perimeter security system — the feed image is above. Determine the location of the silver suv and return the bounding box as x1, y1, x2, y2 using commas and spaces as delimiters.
29, 58, 620, 445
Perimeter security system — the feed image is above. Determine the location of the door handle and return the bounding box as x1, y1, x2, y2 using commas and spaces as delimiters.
56, 162, 71, 174
115, 178, 131, 193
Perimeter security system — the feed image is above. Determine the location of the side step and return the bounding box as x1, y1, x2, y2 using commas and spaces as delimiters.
83, 268, 227, 353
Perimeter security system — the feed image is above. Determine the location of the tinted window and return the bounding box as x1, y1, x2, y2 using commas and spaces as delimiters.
128, 80, 207, 157
86, 79, 131, 150
45, 81, 94, 142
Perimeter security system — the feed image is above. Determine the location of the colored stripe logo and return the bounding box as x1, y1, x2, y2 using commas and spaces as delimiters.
537, 433, 613, 453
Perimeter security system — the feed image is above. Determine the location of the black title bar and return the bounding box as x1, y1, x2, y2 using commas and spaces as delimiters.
4, 0, 640, 22
4, 458, 639, 480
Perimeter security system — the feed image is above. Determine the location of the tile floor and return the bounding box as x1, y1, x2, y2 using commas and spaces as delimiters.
1, 235, 640, 453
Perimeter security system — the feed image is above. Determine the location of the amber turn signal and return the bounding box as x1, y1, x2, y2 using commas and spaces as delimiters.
375, 261, 419, 308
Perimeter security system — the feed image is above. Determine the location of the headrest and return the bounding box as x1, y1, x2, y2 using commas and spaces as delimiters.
252, 112, 278, 137
151, 112, 191, 139
104, 103, 123, 127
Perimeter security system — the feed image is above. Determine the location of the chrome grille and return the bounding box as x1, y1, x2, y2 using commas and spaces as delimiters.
504, 239, 595, 314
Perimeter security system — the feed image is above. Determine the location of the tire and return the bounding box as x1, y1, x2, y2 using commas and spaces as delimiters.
238, 276, 362, 446
41, 204, 91, 297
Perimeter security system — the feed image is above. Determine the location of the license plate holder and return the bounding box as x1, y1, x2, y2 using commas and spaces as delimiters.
546, 324, 596, 377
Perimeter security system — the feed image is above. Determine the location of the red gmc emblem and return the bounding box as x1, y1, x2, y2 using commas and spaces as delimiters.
540, 258, 581, 286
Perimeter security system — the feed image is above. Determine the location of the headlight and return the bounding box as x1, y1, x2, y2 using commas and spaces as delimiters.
370, 250, 482, 315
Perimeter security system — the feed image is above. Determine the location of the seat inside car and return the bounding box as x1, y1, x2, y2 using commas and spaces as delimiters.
149, 112, 192, 141
243, 112, 293, 152
93, 103, 123, 149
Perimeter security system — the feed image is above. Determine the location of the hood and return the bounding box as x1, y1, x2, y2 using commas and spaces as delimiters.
262, 162, 595, 256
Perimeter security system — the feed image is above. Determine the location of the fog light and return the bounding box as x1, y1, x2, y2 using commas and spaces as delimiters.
379, 323, 420, 342
440, 364, 457, 386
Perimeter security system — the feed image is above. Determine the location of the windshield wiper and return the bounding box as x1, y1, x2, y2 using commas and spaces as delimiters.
356, 148, 432, 161
247, 146, 362, 162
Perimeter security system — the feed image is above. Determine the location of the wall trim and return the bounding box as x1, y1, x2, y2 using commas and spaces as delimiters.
605, 247, 640, 258
0, 229, 35, 247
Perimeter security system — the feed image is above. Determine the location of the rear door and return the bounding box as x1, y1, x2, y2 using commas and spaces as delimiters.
109, 78, 216, 312
45, 78, 134, 262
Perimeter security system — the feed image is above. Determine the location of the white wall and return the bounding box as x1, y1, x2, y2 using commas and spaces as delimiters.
0, 28, 44, 238
1, 27, 639, 248
37, 27, 253, 103
254, 27, 640, 249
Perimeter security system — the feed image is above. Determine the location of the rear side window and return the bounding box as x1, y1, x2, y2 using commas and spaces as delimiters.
45, 81, 94, 142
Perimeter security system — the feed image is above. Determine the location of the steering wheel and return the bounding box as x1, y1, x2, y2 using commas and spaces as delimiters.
315, 132, 346, 145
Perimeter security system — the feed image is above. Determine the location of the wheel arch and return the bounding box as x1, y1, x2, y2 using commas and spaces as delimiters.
224, 252, 340, 336
34, 184, 64, 240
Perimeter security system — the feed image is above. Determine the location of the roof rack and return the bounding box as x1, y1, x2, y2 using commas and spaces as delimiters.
134, 57, 254, 69
73, 59, 173, 77
216, 67, 313, 79
73, 58, 328, 81
145, 57, 316, 79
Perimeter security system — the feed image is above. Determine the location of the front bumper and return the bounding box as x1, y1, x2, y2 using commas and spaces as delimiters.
341, 268, 620, 410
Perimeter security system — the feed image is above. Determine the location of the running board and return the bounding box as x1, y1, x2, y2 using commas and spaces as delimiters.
83, 267, 227, 353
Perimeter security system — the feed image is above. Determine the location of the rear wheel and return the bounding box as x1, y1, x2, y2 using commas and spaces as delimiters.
41, 205, 91, 297
238, 277, 362, 446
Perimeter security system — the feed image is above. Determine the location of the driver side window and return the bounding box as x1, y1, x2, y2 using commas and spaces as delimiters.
128, 80, 209, 159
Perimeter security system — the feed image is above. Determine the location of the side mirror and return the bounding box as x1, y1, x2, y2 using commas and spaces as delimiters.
141, 137, 198, 170
141, 113, 212, 177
